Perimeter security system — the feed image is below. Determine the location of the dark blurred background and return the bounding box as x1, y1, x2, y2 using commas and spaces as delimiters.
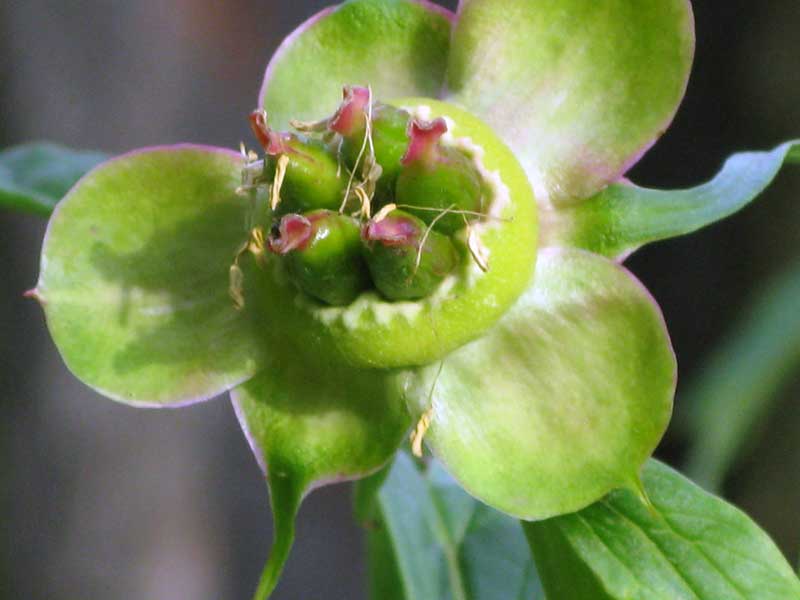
1, 1, 799, 598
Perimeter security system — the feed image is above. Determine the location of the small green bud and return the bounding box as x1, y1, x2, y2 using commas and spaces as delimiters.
362, 209, 459, 301
250, 111, 346, 215
269, 210, 369, 306
395, 117, 484, 234
329, 86, 411, 203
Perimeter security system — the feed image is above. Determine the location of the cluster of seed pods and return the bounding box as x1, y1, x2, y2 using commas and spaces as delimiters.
247, 86, 487, 306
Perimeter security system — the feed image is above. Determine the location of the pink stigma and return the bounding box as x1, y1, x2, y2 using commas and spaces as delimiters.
269, 214, 313, 254
401, 117, 448, 166
364, 215, 419, 247
249, 110, 290, 155
329, 86, 371, 136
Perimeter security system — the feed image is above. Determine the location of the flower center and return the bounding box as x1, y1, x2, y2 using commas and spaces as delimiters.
236, 91, 539, 369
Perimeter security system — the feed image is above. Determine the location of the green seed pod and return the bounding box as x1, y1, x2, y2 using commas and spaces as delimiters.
250, 111, 346, 215
269, 210, 369, 306
395, 117, 484, 234
362, 209, 459, 301
329, 86, 410, 203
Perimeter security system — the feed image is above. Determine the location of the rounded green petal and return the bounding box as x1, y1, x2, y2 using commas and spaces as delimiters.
232, 361, 410, 487
401, 248, 676, 520
231, 355, 411, 596
35, 145, 266, 406
446, 0, 695, 205
260, 0, 454, 130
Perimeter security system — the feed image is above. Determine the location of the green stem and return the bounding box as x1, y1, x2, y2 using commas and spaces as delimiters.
252, 472, 304, 600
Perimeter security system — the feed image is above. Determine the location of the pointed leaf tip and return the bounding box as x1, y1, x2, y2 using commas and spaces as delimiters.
526, 460, 800, 600
544, 139, 800, 259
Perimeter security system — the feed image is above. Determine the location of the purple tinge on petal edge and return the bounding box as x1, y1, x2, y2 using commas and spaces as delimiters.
450, 0, 694, 188
259, 1, 456, 105
611, 0, 696, 179
230, 391, 268, 473
259, 5, 338, 104
35, 144, 247, 409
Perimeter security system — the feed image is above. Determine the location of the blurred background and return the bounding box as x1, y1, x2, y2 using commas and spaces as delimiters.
1, 1, 799, 598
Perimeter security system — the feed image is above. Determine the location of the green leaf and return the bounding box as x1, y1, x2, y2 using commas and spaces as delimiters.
0, 143, 107, 217
35, 145, 267, 406
446, 0, 694, 205
356, 452, 543, 600
543, 140, 800, 259
525, 460, 800, 600
231, 357, 411, 600
680, 260, 800, 491
260, 0, 453, 131
400, 248, 676, 519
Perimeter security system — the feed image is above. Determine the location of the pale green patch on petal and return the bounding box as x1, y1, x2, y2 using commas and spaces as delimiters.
36, 146, 266, 406
400, 248, 675, 520
541, 140, 800, 260
525, 460, 800, 600
231, 356, 411, 598
260, 0, 453, 131
446, 0, 695, 205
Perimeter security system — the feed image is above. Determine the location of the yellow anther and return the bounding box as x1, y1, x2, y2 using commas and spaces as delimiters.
372, 203, 397, 223
229, 263, 246, 311
270, 154, 290, 211
249, 226, 266, 253
410, 408, 433, 458
353, 186, 371, 220
466, 221, 490, 272
289, 117, 329, 133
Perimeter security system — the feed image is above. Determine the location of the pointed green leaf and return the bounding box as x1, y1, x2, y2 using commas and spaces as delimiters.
446, 0, 694, 204
525, 460, 800, 600
0, 143, 107, 217
260, 0, 453, 131
401, 248, 676, 519
36, 145, 267, 406
680, 260, 800, 491
356, 453, 543, 600
544, 140, 800, 259
231, 356, 411, 598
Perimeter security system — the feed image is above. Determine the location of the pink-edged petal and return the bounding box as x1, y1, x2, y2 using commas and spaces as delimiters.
35, 145, 268, 406
402, 248, 676, 519
445, 0, 695, 205
231, 356, 410, 595
260, 0, 454, 130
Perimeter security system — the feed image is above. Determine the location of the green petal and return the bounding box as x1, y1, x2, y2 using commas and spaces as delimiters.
525, 460, 800, 600
0, 143, 107, 217
543, 140, 800, 259
446, 0, 695, 204
35, 145, 265, 406
260, 0, 453, 130
231, 356, 411, 598
401, 248, 676, 519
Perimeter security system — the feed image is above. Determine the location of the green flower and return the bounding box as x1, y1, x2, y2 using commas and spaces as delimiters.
31, 0, 708, 594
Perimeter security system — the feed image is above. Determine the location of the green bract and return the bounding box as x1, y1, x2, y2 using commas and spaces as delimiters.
26, 0, 800, 597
